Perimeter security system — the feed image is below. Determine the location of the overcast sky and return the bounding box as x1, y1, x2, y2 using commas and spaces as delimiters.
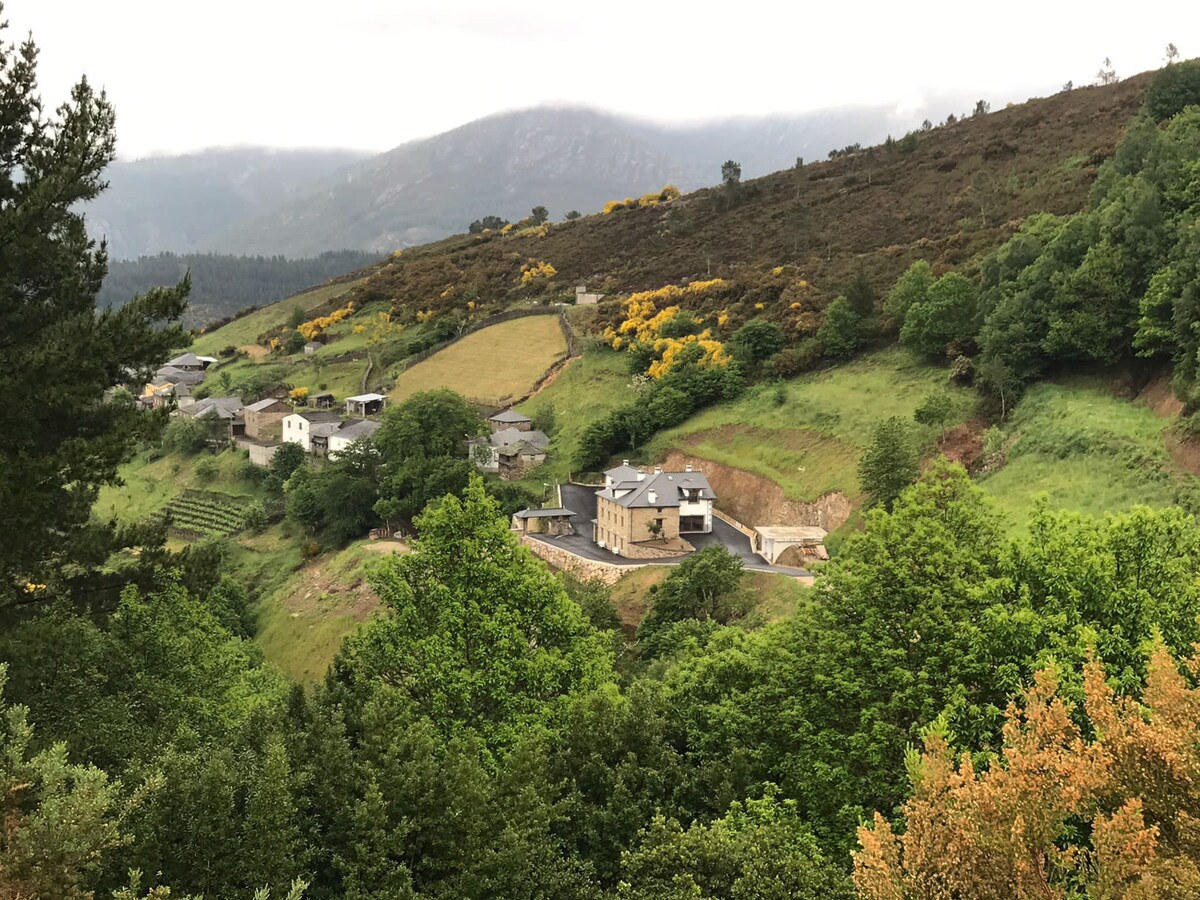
7, 0, 1197, 159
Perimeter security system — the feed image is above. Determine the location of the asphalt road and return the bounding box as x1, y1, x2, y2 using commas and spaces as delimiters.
539, 483, 812, 577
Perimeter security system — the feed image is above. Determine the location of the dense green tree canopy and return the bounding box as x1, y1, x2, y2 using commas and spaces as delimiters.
334, 478, 613, 748
0, 21, 189, 599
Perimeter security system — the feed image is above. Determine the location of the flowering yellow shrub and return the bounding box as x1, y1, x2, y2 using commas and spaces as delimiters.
772, 266, 786, 276
659, 184, 681, 201
500, 222, 516, 235
517, 223, 550, 238
415, 309, 434, 323
602, 279, 731, 350
269, 337, 281, 350
755, 303, 765, 310
23, 582, 47, 594
353, 324, 366, 334
602, 279, 734, 377
717, 310, 731, 327
647, 332, 730, 378
639, 192, 661, 208
520, 260, 557, 286
602, 200, 623, 215
289, 386, 309, 404
298, 303, 355, 340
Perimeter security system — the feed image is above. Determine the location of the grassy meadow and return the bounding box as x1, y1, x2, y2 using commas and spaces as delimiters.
191, 279, 364, 357
390, 315, 567, 404
649, 349, 975, 501
979, 378, 1197, 529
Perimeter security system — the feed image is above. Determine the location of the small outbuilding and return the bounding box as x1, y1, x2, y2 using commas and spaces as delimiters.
512, 507, 577, 536
753, 526, 828, 565
303, 341, 322, 356
488, 409, 533, 433
345, 392, 387, 416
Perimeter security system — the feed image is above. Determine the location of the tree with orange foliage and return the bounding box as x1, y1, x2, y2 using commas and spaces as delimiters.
854, 641, 1200, 899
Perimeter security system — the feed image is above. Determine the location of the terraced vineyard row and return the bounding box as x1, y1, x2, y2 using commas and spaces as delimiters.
152, 492, 248, 539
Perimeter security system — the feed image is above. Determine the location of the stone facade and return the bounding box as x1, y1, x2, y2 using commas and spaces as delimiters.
520, 536, 627, 585
243, 399, 292, 441
594, 500, 680, 555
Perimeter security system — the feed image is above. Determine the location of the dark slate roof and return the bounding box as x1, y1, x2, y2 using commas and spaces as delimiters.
334, 419, 382, 442
294, 410, 343, 424
164, 352, 204, 368
596, 470, 716, 509
604, 463, 642, 483
245, 397, 290, 413
489, 409, 533, 424
491, 428, 549, 451
498, 440, 548, 459
514, 507, 577, 519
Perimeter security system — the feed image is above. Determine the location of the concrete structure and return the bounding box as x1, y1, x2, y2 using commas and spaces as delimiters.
753, 526, 828, 565
282, 410, 342, 453
512, 507, 577, 536
488, 409, 533, 433
235, 437, 281, 467
327, 418, 382, 458
303, 341, 322, 356
242, 398, 292, 441
575, 285, 604, 305
593, 463, 715, 557
345, 393, 386, 416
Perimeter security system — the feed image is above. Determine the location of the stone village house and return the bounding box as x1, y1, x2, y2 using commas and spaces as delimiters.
593, 462, 716, 557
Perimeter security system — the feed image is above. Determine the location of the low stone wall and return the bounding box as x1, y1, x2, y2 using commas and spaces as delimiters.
520, 536, 627, 585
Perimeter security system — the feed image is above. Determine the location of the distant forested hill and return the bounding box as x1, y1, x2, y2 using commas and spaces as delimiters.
98, 250, 378, 327
83, 147, 369, 259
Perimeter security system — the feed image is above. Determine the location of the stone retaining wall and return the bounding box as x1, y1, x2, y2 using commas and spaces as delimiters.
520, 536, 627, 585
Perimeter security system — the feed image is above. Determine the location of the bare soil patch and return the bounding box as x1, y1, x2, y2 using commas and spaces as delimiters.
663, 448, 852, 531
240, 343, 270, 360
936, 418, 987, 471
1137, 376, 1184, 419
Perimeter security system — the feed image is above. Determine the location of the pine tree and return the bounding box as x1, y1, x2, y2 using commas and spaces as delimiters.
0, 15, 189, 599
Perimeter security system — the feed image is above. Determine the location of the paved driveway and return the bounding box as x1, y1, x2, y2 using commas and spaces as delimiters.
538, 484, 811, 578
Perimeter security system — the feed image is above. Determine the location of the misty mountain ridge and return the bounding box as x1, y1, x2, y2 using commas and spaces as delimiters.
90, 90, 1037, 260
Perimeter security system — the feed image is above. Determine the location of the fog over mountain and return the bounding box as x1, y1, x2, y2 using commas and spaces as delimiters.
90, 92, 1022, 260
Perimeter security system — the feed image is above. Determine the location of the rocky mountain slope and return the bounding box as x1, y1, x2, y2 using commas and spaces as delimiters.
83, 147, 369, 259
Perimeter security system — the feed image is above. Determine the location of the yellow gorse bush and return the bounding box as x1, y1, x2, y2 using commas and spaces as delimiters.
289, 386, 309, 403
297, 303, 355, 341
519, 260, 557, 286
602, 279, 732, 377
646, 332, 730, 378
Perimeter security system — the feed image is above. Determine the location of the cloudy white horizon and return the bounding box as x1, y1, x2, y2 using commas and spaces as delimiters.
7, 0, 1197, 159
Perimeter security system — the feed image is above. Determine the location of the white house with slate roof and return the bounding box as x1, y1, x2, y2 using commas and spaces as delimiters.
327, 418, 382, 458
593, 462, 716, 556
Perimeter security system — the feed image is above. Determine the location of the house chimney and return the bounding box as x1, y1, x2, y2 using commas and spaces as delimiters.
654, 465, 663, 475
623, 459, 629, 466
685, 463, 693, 473
648, 490, 657, 505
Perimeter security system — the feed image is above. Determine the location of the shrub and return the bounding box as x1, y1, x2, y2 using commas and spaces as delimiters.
194, 457, 219, 481
301, 539, 321, 559
242, 501, 268, 532
816, 297, 864, 359
162, 418, 207, 454
1145, 59, 1200, 121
